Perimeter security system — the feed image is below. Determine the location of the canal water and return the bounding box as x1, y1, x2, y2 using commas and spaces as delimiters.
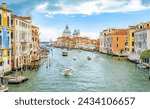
8, 47, 150, 92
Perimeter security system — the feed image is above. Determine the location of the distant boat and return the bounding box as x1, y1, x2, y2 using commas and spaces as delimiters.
73, 57, 77, 61
62, 51, 68, 56
0, 85, 8, 92
64, 68, 73, 76
87, 56, 92, 60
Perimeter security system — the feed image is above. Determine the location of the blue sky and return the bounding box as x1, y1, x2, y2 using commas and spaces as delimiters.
1, 0, 150, 41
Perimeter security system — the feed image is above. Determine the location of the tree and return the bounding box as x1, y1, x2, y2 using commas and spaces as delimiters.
140, 50, 150, 60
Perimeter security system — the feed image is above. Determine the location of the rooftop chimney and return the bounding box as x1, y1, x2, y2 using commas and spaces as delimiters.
2, 3, 6, 9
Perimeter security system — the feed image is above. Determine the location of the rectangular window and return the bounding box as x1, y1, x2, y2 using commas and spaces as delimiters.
117, 44, 118, 48
11, 49, 13, 55
132, 33, 134, 37
0, 62, 2, 66
11, 19, 13, 25
117, 37, 118, 41
11, 32, 13, 39
7, 16, 10, 26
132, 41, 134, 46
8, 60, 10, 64
8, 51, 10, 56
0, 14, 1, 25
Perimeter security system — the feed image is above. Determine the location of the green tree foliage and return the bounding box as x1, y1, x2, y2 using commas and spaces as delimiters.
140, 50, 150, 60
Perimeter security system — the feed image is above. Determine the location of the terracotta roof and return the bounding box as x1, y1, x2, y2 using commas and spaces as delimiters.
114, 30, 127, 35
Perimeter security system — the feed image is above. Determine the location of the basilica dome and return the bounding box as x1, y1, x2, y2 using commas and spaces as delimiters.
62, 25, 71, 36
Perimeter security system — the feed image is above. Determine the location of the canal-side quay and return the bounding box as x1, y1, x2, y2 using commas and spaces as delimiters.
7, 47, 150, 92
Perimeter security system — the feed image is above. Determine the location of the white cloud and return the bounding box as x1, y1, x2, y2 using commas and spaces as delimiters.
35, 0, 150, 15
35, 2, 48, 12
40, 28, 61, 41
45, 14, 53, 19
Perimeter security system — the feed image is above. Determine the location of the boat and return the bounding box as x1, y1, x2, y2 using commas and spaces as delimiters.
137, 64, 147, 69
64, 68, 73, 76
87, 56, 92, 60
0, 72, 8, 92
0, 85, 8, 92
73, 57, 77, 61
62, 51, 68, 56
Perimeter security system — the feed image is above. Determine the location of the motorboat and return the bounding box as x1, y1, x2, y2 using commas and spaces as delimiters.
73, 57, 77, 61
64, 68, 73, 76
62, 51, 68, 56
0, 85, 8, 92
87, 56, 92, 60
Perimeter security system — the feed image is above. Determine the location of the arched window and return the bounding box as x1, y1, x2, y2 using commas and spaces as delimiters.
7, 16, 9, 26
0, 14, 1, 25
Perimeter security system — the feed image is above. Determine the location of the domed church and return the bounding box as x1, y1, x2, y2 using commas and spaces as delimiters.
73, 29, 80, 37
62, 25, 71, 37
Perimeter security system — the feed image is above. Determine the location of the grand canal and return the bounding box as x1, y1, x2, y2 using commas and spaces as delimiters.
8, 47, 150, 92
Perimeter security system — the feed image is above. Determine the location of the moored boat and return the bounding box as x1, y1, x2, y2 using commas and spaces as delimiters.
0, 85, 8, 92
137, 64, 147, 69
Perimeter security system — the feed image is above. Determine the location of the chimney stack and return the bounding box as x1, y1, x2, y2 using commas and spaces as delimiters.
2, 3, 6, 9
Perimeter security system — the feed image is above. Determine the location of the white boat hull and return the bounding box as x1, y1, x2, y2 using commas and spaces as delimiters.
64, 69, 73, 76
0, 86, 8, 92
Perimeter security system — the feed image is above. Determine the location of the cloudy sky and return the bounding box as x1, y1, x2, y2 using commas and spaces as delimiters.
1, 0, 150, 41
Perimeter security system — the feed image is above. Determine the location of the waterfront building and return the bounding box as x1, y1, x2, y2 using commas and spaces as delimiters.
128, 26, 137, 53
101, 28, 117, 54
0, 3, 12, 75
31, 25, 40, 65
11, 15, 32, 70
112, 29, 128, 55
102, 28, 128, 55
134, 22, 150, 54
